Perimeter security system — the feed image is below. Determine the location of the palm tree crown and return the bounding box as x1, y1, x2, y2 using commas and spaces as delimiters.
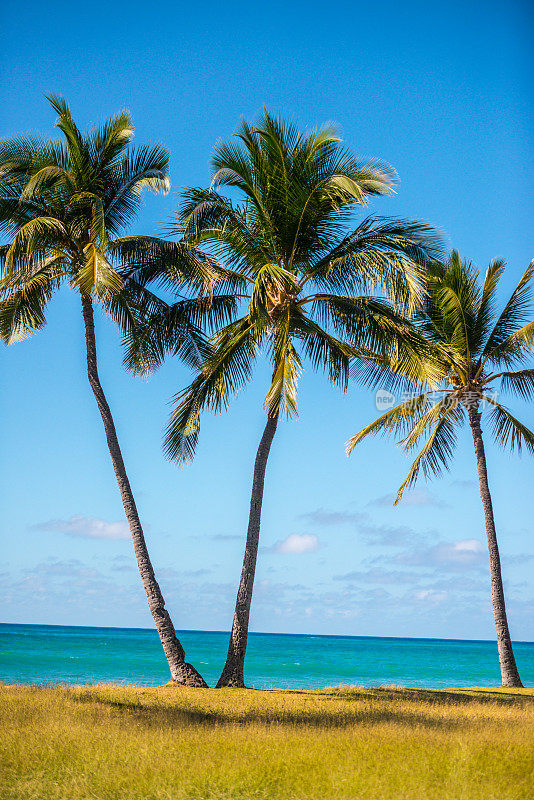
0, 96, 215, 365
347, 251, 534, 502
164, 110, 442, 461
0, 97, 169, 333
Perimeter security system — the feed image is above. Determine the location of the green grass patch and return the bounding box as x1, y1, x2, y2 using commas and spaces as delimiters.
1, 683, 533, 799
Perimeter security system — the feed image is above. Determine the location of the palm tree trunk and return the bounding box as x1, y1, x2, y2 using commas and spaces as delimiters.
467, 404, 523, 687
216, 410, 279, 687
80, 292, 207, 687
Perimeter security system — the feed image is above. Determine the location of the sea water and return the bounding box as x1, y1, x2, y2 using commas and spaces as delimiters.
1, 623, 533, 689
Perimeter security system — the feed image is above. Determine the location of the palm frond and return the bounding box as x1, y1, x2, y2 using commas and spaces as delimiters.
305, 217, 442, 310
164, 318, 260, 462
3, 217, 68, 273
394, 401, 463, 503
497, 368, 534, 401
264, 327, 302, 417
485, 396, 534, 454
0, 261, 62, 341
19, 165, 75, 201
346, 391, 433, 455
291, 312, 352, 389
46, 95, 89, 180
89, 109, 134, 168
483, 260, 534, 361
74, 245, 123, 298
473, 258, 505, 351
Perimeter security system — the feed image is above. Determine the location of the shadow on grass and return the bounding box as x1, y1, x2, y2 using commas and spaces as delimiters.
319, 687, 534, 707
68, 690, 485, 732
77, 701, 449, 730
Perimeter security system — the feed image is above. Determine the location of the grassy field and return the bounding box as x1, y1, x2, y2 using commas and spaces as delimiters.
1, 683, 533, 800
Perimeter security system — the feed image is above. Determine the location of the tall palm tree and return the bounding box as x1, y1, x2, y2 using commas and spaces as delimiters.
0, 96, 209, 686
347, 251, 534, 688
162, 111, 442, 687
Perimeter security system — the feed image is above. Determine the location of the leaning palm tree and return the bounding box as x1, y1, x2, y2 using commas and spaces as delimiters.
0, 96, 209, 686
162, 111, 442, 687
347, 251, 534, 688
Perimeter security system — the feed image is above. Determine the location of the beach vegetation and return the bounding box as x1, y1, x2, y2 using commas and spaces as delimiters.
347, 251, 534, 687
0, 97, 209, 686
155, 110, 442, 687
1, 683, 533, 799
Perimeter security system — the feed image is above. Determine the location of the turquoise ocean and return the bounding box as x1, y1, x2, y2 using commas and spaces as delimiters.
1, 623, 533, 689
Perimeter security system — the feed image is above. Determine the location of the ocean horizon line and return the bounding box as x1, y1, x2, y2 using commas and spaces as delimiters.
1, 621, 532, 646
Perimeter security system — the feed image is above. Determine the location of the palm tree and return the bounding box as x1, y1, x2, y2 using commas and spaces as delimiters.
0, 96, 208, 686
347, 251, 534, 688
162, 111, 442, 687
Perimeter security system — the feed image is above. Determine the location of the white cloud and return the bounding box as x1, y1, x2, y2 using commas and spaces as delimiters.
268, 533, 320, 555
302, 507, 433, 547
32, 515, 130, 541
414, 589, 448, 603
453, 539, 483, 553
395, 538, 486, 570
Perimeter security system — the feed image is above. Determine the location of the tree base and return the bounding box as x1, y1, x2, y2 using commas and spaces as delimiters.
216, 663, 245, 688
502, 678, 524, 689
172, 662, 208, 687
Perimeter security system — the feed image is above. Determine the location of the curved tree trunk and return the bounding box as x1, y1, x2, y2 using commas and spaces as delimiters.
80, 292, 207, 687
468, 404, 523, 688
216, 410, 279, 687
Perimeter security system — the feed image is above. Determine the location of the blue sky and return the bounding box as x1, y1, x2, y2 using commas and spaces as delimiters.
1, 0, 533, 641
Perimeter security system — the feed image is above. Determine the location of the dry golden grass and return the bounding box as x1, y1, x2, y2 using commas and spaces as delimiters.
1, 683, 533, 799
